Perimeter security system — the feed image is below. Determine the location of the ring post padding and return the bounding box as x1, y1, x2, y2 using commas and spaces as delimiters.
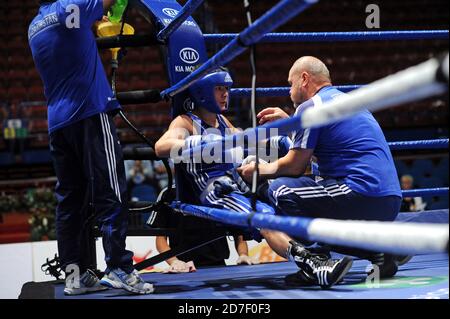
131, 0, 208, 117
160, 0, 318, 99
157, 0, 206, 42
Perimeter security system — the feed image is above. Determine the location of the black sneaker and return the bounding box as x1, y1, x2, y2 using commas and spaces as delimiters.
368, 254, 414, 279
289, 241, 353, 289
368, 253, 398, 279
394, 255, 414, 266
307, 246, 332, 258
285, 268, 316, 286
285, 252, 330, 287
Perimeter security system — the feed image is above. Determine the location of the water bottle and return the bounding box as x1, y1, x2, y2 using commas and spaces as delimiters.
109, 0, 128, 23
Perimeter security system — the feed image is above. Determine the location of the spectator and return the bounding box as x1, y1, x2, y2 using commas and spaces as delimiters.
3, 102, 27, 162
126, 160, 160, 203
400, 174, 426, 212
153, 160, 174, 190
127, 160, 153, 184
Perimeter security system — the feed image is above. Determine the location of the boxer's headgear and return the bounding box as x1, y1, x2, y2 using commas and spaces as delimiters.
188, 70, 233, 113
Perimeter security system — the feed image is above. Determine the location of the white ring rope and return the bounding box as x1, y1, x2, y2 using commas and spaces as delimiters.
301, 55, 449, 129
308, 219, 449, 255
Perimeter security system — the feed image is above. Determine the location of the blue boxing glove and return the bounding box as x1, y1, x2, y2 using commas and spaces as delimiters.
213, 176, 241, 197
184, 133, 224, 149
184, 133, 224, 162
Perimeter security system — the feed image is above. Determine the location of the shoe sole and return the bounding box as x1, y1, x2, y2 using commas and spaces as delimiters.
321, 257, 353, 289
64, 285, 109, 296
284, 271, 316, 286
100, 278, 123, 289
100, 277, 154, 294
119, 282, 155, 294
397, 255, 413, 266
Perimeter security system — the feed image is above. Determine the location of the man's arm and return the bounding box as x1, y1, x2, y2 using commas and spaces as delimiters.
234, 235, 248, 256
267, 148, 313, 177
237, 148, 314, 183
234, 236, 256, 265
155, 235, 178, 266
156, 236, 197, 272
155, 115, 192, 158
257, 107, 290, 125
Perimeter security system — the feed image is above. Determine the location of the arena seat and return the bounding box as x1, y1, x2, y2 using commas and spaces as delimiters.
429, 196, 450, 210
394, 159, 410, 177
411, 159, 435, 177
416, 176, 445, 189
131, 184, 158, 202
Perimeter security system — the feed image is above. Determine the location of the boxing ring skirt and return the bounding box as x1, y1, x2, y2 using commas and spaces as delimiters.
19, 210, 449, 299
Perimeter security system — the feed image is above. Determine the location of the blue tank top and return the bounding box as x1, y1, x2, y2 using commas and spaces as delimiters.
176, 113, 236, 203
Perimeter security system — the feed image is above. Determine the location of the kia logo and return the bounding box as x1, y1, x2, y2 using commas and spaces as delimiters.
179, 48, 200, 64
162, 8, 179, 18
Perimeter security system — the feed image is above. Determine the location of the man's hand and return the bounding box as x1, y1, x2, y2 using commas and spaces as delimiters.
103, 0, 117, 10
236, 255, 259, 265
163, 260, 197, 273
257, 107, 290, 125
94, 15, 109, 28
236, 162, 256, 183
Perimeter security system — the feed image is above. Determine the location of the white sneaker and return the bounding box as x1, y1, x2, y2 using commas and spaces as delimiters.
64, 269, 109, 295
100, 269, 154, 294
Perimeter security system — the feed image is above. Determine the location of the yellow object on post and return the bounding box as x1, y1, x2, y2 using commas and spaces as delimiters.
96, 21, 135, 61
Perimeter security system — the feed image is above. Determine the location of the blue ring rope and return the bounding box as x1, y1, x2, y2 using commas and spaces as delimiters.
230, 85, 362, 97
172, 202, 312, 239
388, 139, 449, 150
204, 30, 450, 44
160, 0, 317, 98
402, 188, 448, 197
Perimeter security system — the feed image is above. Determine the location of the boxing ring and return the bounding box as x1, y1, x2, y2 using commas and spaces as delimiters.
48, 252, 448, 299
25, 0, 449, 299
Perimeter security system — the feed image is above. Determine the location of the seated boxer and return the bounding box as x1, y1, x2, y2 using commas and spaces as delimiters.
154, 69, 353, 288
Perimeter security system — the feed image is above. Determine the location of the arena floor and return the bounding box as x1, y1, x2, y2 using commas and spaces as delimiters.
45, 253, 448, 299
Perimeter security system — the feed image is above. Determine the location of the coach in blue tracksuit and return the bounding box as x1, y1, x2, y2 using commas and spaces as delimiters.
238, 56, 405, 279
29, 0, 152, 295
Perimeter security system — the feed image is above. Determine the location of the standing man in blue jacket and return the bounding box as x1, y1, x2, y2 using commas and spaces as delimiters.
29, 0, 153, 295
